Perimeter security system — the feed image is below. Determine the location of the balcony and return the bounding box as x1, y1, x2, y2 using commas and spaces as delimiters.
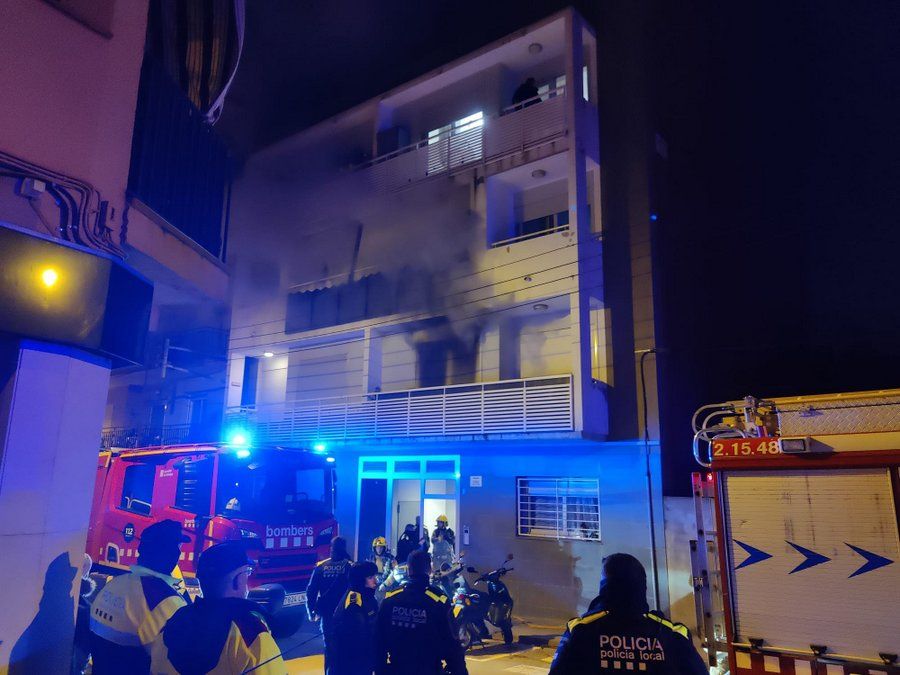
128, 56, 230, 260
225, 374, 573, 444
360, 87, 568, 193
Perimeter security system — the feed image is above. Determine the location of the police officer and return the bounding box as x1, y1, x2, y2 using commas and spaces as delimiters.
433, 515, 455, 550
375, 550, 468, 675
549, 553, 707, 675
330, 561, 380, 674
89, 519, 189, 674
150, 541, 286, 674
306, 536, 353, 670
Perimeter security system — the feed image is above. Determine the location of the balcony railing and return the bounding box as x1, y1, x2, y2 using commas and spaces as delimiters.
101, 424, 213, 449
360, 87, 568, 192
226, 374, 573, 444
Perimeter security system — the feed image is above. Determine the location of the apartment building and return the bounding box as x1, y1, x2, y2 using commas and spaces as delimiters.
226, 9, 666, 620
0, 1, 233, 669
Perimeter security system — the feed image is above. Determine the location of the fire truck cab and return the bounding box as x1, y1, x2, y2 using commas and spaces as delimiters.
692, 390, 899, 675
86, 442, 337, 626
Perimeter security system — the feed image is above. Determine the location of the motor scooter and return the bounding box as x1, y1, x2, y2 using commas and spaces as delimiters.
450, 554, 515, 648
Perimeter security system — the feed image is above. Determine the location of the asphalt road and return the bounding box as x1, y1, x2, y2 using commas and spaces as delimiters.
277, 622, 554, 674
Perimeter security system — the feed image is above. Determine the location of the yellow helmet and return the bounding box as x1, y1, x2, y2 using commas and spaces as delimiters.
372, 536, 387, 548
436, 515, 449, 525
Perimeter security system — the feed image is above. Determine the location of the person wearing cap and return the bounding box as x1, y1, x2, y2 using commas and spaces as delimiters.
306, 536, 353, 671
89, 519, 189, 674
150, 541, 286, 674
548, 553, 707, 675
375, 550, 467, 675
329, 561, 380, 674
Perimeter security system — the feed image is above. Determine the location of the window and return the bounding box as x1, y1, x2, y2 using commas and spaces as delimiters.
120, 463, 156, 515
517, 477, 600, 541
174, 457, 213, 515
427, 111, 484, 174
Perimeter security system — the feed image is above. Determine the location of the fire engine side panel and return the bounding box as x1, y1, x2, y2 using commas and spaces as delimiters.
722, 468, 899, 660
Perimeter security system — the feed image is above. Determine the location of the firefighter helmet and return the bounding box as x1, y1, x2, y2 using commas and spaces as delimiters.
436, 515, 449, 525
372, 536, 387, 548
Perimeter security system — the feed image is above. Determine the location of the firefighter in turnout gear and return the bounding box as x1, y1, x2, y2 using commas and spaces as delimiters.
88, 519, 189, 674
549, 553, 707, 675
433, 514, 455, 550
375, 550, 468, 675
370, 536, 397, 601
330, 561, 380, 675
150, 541, 286, 674
306, 536, 353, 671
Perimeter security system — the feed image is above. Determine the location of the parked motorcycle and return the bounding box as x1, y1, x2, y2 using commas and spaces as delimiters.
450, 554, 515, 648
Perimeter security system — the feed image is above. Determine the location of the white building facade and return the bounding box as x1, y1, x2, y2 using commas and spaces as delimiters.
226, 9, 666, 621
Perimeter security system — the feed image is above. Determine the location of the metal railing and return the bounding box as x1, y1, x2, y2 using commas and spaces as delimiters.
359, 87, 568, 192
490, 223, 570, 249
226, 374, 574, 443
101, 424, 214, 449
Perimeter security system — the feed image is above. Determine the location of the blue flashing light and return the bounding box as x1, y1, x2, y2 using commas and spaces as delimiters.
226, 429, 252, 450
312, 442, 327, 453
235, 448, 251, 459
326, 456, 336, 463
455, 472, 461, 479
650, 212, 659, 222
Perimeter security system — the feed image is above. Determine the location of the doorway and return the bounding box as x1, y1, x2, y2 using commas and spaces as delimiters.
356, 456, 459, 558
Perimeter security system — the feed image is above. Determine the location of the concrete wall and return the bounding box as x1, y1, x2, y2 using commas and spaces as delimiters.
0, 341, 110, 672
0, 0, 148, 235
459, 441, 667, 622
287, 341, 364, 400
664, 496, 699, 633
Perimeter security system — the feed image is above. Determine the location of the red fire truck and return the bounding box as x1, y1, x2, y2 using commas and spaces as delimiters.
691, 390, 899, 675
86, 442, 337, 628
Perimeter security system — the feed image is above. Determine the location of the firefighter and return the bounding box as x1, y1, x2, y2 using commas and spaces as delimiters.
329, 561, 380, 674
150, 541, 285, 674
433, 515, 455, 550
548, 553, 707, 675
370, 536, 397, 600
371, 536, 396, 576
375, 550, 468, 675
306, 536, 353, 670
88, 519, 189, 674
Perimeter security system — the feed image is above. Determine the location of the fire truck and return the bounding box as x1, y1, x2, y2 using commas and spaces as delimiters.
691, 390, 899, 675
86, 442, 337, 630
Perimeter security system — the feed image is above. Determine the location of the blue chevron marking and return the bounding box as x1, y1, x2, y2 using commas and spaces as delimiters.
786, 541, 831, 573
733, 540, 773, 570
846, 543, 894, 578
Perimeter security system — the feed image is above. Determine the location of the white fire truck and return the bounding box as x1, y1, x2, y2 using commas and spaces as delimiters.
691, 390, 899, 675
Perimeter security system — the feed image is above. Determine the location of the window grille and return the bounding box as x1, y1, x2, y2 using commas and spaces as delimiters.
517, 477, 600, 541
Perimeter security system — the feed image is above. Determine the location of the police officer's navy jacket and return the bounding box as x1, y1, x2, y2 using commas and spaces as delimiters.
330, 587, 379, 675
549, 600, 707, 675
150, 596, 286, 675
375, 575, 468, 675
306, 555, 353, 622
89, 565, 187, 674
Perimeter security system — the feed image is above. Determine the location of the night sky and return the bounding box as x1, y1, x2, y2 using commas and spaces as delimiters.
218, 1, 900, 495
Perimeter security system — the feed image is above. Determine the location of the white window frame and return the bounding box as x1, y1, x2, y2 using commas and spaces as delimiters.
516, 477, 601, 541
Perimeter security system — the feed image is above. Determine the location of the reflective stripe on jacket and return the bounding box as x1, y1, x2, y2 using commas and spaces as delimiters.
89, 565, 186, 674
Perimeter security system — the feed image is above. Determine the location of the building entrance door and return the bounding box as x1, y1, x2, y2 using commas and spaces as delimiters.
356, 456, 460, 561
